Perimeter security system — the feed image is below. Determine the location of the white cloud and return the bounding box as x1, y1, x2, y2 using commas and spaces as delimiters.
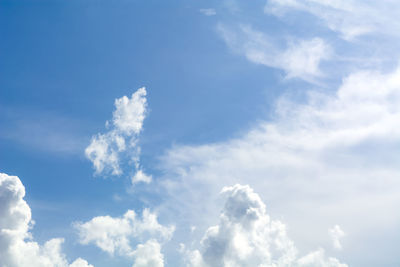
159, 65, 400, 264
0, 172, 92, 267
113, 88, 148, 136
69, 258, 94, 267
85, 87, 151, 183
297, 249, 347, 267
265, 0, 400, 40
132, 169, 152, 185
85, 132, 122, 175
199, 8, 216, 16
281, 38, 331, 79
329, 225, 345, 250
183, 184, 347, 267
74, 209, 174, 266
217, 24, 331, 81
132, 239, 164, 267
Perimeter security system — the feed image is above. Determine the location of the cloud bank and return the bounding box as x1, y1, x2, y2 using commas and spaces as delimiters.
159, 64, 400, 265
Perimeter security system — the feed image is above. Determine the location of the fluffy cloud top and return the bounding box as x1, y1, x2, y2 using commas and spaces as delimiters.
85, 87, 151, 183
184, 184, 347, 267
131, 239, 164, 267
113, 88, 147, 136
329, 225, 345, 250
75, 208, 174, 266
0, 173, 92, 267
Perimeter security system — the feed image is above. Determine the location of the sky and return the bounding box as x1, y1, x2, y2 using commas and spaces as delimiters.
1, 0, 400, 266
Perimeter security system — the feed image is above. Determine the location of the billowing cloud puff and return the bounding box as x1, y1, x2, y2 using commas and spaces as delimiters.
113, 88, 148, 136
0, 172, 92, 267
184, 184, 347, 267
85, 132, 123, 175
131, 239, 164, 267
85, 87, 151, 184
329, 225, 345, 250
131, 169, 152, 184
75, 208, 174, 266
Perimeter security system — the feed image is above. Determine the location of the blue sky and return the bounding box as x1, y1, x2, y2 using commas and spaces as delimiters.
1, 1, 400, 267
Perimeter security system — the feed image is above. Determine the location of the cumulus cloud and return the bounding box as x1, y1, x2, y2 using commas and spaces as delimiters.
85, 132, 123, 175
112, 89, 148, 136
329, 225, 345, 250
0, 172, 92, 267
85, 87, 151, 184
217, 24, 331, 81
183, 184, 347, 267
131, 239, 164, 267
74, 208, 174, 266
265, 0, 400, 40
132, 169, 153, 184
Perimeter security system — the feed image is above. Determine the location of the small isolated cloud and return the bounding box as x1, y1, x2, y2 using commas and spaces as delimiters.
217, 24, 331, 82
0, 172, 92, 267
199, 8, 216, 16
85, 87, 151, 184
74, 209, 174, 266
329, 225, 345, 250
182, 184, 347, 266
132, 169, 152, 185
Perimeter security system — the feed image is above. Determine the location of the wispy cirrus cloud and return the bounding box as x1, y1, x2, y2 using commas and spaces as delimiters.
265, 0, 400, 40
199, 8, 216, 16
217, 24, 331, 82
0, 108, 87, 155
